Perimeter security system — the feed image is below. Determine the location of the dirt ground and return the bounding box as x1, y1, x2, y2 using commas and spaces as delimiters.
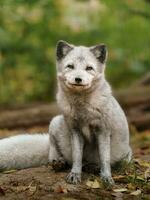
0, 125, 150, 200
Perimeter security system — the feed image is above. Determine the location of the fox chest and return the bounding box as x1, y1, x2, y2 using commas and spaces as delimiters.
70, 106, 95, 122
71, 103, 103, 122
70, 106, 103, 139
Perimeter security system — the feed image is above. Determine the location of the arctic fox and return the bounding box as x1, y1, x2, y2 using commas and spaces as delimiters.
0, 41, 132, 185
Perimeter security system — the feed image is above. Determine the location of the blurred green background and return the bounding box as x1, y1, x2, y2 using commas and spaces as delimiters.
0, 0, 149, 105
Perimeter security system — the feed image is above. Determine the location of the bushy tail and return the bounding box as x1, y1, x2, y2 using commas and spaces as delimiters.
0, 134, 49, 170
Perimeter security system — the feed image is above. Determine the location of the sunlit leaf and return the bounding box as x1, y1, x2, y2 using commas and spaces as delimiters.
113, 188, 128, 193
2, 169, 17, 174
127, 183, 136, 190
54, 185, 68, 193
130, 190, 141, 196
86, 179, 102, 189
134, 159, 150, 168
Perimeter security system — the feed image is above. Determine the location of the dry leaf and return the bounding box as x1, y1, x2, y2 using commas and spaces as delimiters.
144, 168, 150, 181
3, 169, 17, 174
113, 175, 126, 180
86, 179, 102, 189
28, 186, 36, 195
136, 176, 145, 181
134, 159, 150, 168
128, 175, 145, 182
55, 185, 68, 193
113, 188, 128, 193
0, 186, 5, 196
127, 183, 135, 190
111, 192, 123, 198
130, 190, 141, 196
16, 186, 29, 193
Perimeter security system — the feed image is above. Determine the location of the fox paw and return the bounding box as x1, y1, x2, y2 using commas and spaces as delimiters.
101, 175, 115, 186
51, 159, 69, 172
66, 172, 81, 184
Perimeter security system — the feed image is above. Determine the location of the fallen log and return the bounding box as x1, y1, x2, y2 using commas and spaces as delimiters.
0, 85, 149, 131
0, 103, 59, 129
115, 87, 150, 130
115, 87, 150, 109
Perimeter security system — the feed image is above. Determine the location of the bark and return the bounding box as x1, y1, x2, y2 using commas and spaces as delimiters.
0, 75, 149, 131
116, 74, 150, 130
0, 103, 59, 129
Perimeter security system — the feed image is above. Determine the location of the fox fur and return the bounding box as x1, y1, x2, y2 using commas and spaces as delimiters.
0, 41, 132, 185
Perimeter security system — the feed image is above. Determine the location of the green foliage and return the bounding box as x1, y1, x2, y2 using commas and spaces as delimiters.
0, 0, 149, 105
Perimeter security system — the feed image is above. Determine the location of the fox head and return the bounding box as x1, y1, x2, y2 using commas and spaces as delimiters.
56, 40, 107, 92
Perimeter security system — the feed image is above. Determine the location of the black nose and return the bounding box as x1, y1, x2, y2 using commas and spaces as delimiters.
75, 77, 82, 84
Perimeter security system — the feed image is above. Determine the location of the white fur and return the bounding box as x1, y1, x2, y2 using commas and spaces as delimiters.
0, 134, 49, 170
0, 41, 132, 185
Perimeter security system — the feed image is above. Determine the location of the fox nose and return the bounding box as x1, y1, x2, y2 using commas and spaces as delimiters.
75, 77, 82, 84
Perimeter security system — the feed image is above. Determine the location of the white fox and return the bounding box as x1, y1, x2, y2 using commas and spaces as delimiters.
0, 41, 132, 185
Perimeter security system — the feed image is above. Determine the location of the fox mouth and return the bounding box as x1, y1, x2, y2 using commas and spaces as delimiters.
66, 82, 90, 90
70, 83, 86, 86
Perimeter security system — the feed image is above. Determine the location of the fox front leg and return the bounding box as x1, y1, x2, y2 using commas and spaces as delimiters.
97, 132, 115, 185
49, 132, 67, 171
66, 131, 84, 184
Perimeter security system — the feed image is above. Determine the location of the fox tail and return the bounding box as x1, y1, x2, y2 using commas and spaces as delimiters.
0, 134, 49, 170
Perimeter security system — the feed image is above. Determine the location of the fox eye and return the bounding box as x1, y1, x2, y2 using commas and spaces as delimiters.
66, 64, 74, 69
86, 66, 93, 71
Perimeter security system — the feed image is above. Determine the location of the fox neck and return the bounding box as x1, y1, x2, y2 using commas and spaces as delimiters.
56, 75, 112, 114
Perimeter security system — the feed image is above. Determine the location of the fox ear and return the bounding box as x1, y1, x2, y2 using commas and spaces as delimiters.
56, 40, 73, 60
90, 44, 107, 63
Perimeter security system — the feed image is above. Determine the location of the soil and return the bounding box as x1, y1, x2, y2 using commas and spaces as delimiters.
0, 125, 150, 200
